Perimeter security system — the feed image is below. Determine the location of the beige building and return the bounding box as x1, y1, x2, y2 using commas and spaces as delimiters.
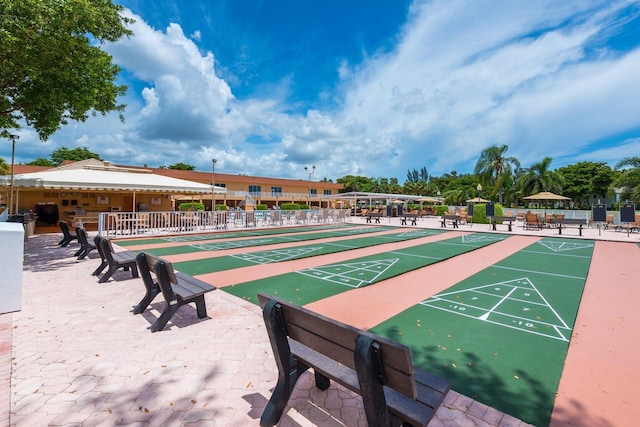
150, 167, 344, 210
1, 161, 344, 221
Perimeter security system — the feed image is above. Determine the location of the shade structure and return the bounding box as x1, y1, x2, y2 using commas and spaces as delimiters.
466, 197, 490, 203
390, 199, 405, 204
523, 191, 570, 201
1, 168, 224, 194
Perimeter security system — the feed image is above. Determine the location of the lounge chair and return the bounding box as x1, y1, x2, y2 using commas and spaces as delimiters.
524, 213, 542, 230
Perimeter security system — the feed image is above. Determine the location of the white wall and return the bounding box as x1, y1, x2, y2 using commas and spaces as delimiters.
0, 222, 23, 314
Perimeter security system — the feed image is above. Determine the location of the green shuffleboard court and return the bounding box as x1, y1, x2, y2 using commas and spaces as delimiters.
223, 233, 507, 306
115, 223, 358, 246
139, 226, 395, 256
174, 228, 446, 275
370, 238, 594, 426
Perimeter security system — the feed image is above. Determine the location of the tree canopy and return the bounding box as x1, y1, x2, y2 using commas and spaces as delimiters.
0, 0, 133, 139
50, 146, 102, 166
168, 163, 196, 171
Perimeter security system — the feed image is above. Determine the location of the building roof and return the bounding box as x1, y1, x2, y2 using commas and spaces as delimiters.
1, 160, 224, 194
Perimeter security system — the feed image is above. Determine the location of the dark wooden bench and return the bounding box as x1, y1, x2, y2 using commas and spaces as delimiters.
440, 214, 461, 228
58, 220, 78, 247
366, 212, 383, 223
490, 216, 517, 232
555, 218, 586, 236
258, 292, 451, 427
135, 252, 216, 332
75, 227, 96, 260
401, 213, 419, 226
96, 236, 139, 283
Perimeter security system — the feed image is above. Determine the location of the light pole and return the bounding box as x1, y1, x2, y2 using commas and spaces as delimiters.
304, 165, 315, 207
8, 134, 20, 215
211, 159, 217, 212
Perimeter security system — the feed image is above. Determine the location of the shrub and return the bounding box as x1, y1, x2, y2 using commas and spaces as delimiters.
434, 205, 449, 216
215, 204, 227, 211
179, 202, 205, 211
471, 203, 504, 224
280, 203, 301, 210
256, 204, 268, 210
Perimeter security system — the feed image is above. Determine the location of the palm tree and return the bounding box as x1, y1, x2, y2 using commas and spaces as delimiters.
616, 156, 640, 169
474, 144, 520, 204
519, 156, 563, 196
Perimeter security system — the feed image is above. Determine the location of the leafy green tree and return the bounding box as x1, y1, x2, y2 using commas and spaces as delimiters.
168, 163, 196, 171
474, 144, 520, 205
0, 156, 8, 175
337, 175, 374, 193
614, 157, 640, 204
25, 157, 55, 167
0, 0, 133, 139
557, 162, 615, 207
50, 146, 102, 166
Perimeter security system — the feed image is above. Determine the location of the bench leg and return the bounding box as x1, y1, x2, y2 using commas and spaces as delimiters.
355, 335, 390, 427
314, 370, 330, 390
98, 266, 118, 283
74, 246, 84, 257
260, 300, 306, 427
133, 285, 160, 315
151, 301, 178, 332
92, 261, 108, 276
193, 295, 208, 319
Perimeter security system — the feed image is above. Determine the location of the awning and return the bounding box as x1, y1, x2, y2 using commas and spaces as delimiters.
1, 168, 226, 194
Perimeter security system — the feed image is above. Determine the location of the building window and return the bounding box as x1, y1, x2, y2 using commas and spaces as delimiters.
271, 186, 282, 196
248, 185, 261, 196
324, 189, 332, 196
310, 189, 317, 195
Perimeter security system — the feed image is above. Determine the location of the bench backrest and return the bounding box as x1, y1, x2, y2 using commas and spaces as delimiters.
257, 292, 417, 399
76, 227, 90, 247
136, 252, 161, 291
99, 237, 117, 264
94, 235, 106, 261
135, 252, 179, 302
59, 220, 75, 238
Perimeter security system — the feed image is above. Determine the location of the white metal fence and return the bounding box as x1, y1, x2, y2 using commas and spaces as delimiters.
97, 209, 350, 237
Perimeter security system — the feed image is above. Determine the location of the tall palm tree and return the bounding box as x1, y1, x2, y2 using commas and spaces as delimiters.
474, 144, 520, 204
519, 156, 563, 196
616, 156, 640, 169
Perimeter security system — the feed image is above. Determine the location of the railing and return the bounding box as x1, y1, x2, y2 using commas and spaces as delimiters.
98, 209, 350, 237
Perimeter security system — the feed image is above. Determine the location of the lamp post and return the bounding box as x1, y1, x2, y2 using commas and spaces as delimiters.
211, 159, 217, 212
304, 165, 315, 207
476, 183, 482, 200
8, 134, 19, 216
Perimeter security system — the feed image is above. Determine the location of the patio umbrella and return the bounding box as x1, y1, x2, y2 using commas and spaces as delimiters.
416, 197, 442, 204
523, 191, 570, 201
524, 191, 570, 215
465, 197, 490, 203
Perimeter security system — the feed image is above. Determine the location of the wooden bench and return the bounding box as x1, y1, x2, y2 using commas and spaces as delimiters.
440, 214, 461, 228
401, 213, 419, 226
96, 236, 139, 283
257, 292, 451, 427
75, 227, 96, 260
555, 218, 586, 236
366, 212, 383, 223
490, 216, 517, 232
135, 252, 216, 332
58, 220, 78, 247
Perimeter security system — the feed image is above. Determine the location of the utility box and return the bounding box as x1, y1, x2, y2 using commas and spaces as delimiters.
0, 222, 24, 314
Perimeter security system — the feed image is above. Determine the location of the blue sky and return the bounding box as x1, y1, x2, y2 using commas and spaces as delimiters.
5, 0, 640, 182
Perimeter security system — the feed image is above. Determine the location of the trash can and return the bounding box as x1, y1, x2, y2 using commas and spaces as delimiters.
8, 213, 36, 241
